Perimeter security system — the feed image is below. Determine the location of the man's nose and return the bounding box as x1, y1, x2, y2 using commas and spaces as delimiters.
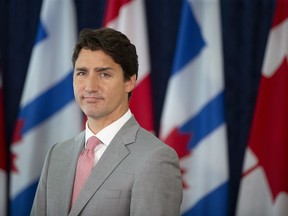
85, 75, 98, 92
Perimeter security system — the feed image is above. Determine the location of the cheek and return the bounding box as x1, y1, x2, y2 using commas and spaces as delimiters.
106, 84, 125, 101
73, 86, 78, 97
73, 81, 82, 98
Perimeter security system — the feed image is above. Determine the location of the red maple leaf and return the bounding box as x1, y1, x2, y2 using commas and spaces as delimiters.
10, 119, 25, 173
248, 58, 288, 201
181, 168, 189, 189
164, 127, 191, 159
11, 152, 19, 173
0, 139, 6, 171
12, 119, 24, 143
164, 127, 192, 188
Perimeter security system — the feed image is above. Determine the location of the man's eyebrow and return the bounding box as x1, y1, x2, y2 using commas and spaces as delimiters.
75, 67, 87, 71
95, 67, 112, 72
74, 67, 113, 72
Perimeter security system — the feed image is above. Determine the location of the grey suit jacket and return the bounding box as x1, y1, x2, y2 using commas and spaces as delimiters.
31, 116, 183, 216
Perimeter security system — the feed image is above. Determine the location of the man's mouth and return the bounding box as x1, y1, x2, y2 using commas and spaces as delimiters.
83, 96, 103, 103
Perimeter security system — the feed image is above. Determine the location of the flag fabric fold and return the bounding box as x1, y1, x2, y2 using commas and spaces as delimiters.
10, 0, 82, 215
236, 0, 288, 215
160, 0, 229, 215
103, 0, 154, 132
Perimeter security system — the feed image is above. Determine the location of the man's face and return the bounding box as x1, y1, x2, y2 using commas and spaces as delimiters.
73, 49, 136, 123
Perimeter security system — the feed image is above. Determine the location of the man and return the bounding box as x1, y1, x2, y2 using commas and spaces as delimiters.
31, 27, 183, 216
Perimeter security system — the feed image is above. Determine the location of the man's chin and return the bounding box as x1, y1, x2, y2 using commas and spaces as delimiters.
84, 111, 105, 120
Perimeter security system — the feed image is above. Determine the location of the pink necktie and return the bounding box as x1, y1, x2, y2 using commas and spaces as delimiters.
72, 136, 100, 205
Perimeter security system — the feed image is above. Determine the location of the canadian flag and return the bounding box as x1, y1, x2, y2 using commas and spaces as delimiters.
103, 0, 154, 132
236, 0, 288, 215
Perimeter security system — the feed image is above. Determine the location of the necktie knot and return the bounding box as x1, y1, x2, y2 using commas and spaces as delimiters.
86, 136, 100, 151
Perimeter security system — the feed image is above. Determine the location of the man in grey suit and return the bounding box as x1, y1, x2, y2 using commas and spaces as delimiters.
31, 27, 183, 216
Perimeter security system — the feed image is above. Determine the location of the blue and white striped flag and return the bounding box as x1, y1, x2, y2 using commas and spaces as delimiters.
10, 0, 82, 215
159, 0, 229, 215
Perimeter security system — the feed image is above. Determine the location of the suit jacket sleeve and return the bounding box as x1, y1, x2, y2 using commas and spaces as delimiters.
130, 145, 183, 216
30, 144, 55, 216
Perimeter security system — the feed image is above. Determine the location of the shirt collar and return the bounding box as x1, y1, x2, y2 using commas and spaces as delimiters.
85, 109, 132, 147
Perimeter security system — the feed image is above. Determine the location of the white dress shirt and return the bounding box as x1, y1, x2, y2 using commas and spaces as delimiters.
85, 109, 132, 165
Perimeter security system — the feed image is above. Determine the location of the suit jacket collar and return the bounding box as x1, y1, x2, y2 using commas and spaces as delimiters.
69, 116, 140, 216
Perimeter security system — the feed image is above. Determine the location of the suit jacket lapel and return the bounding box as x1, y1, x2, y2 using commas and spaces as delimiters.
69, 117, 139, 216
59, 132, 85, 215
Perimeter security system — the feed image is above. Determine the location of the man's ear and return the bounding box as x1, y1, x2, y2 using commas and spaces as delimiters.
125, 74, 137, 93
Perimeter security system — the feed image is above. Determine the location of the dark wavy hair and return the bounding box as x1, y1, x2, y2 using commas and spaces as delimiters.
72, 27, 138, 88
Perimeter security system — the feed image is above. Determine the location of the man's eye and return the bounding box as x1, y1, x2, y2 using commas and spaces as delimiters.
100, 73, 111, 77
77, 72, 85, 76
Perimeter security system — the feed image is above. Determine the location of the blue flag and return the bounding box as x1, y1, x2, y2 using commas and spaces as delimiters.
160, 0, 229, 215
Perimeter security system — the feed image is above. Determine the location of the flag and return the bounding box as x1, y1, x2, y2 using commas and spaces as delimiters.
10, 0, 82, 215
159, 0, 229, 215
103, 0, 154, 132
236, 0, 288, 215
0, 59, 7, 216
